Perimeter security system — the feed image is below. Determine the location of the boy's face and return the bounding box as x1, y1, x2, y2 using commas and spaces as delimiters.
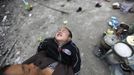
5, 64, 41, 75
55, 27, 71, 42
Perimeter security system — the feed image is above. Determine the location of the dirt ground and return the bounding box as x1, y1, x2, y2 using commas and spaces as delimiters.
0, 0, 134, 75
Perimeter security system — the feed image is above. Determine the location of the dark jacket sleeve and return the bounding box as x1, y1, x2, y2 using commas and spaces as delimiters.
71, 44, 81, 74
37, 39, 48, 53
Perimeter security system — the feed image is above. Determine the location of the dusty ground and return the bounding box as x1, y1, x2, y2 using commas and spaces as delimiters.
0, 0, 15, 61
1, 0, 134, 75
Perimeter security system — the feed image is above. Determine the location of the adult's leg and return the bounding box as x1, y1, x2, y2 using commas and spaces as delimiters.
22, 54, 38, 64
22, 51, 46, 64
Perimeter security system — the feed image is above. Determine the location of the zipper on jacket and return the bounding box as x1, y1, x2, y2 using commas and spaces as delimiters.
58, 46, 62, 62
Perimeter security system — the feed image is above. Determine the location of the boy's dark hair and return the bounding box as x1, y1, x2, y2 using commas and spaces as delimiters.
0, 65, 11, 75
64, 27, 73, 38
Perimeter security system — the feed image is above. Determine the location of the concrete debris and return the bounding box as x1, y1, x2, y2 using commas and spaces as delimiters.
67, 0, 71, 2
1, 5, 5, 8
104, 0, 110, 2
14, 57, 21, 64
28, 13, 32, 17
5, 11, 10, 14
16, 51, 21, 55
2, 15, 7, 22
63, 20, 68, 25
61, 4, 65, 7
95, 3, 102, 8
112, 2, 120, 9
76, 7, 82, 12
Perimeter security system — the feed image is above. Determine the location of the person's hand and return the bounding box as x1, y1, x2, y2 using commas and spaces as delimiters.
42, 67, 54, 75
